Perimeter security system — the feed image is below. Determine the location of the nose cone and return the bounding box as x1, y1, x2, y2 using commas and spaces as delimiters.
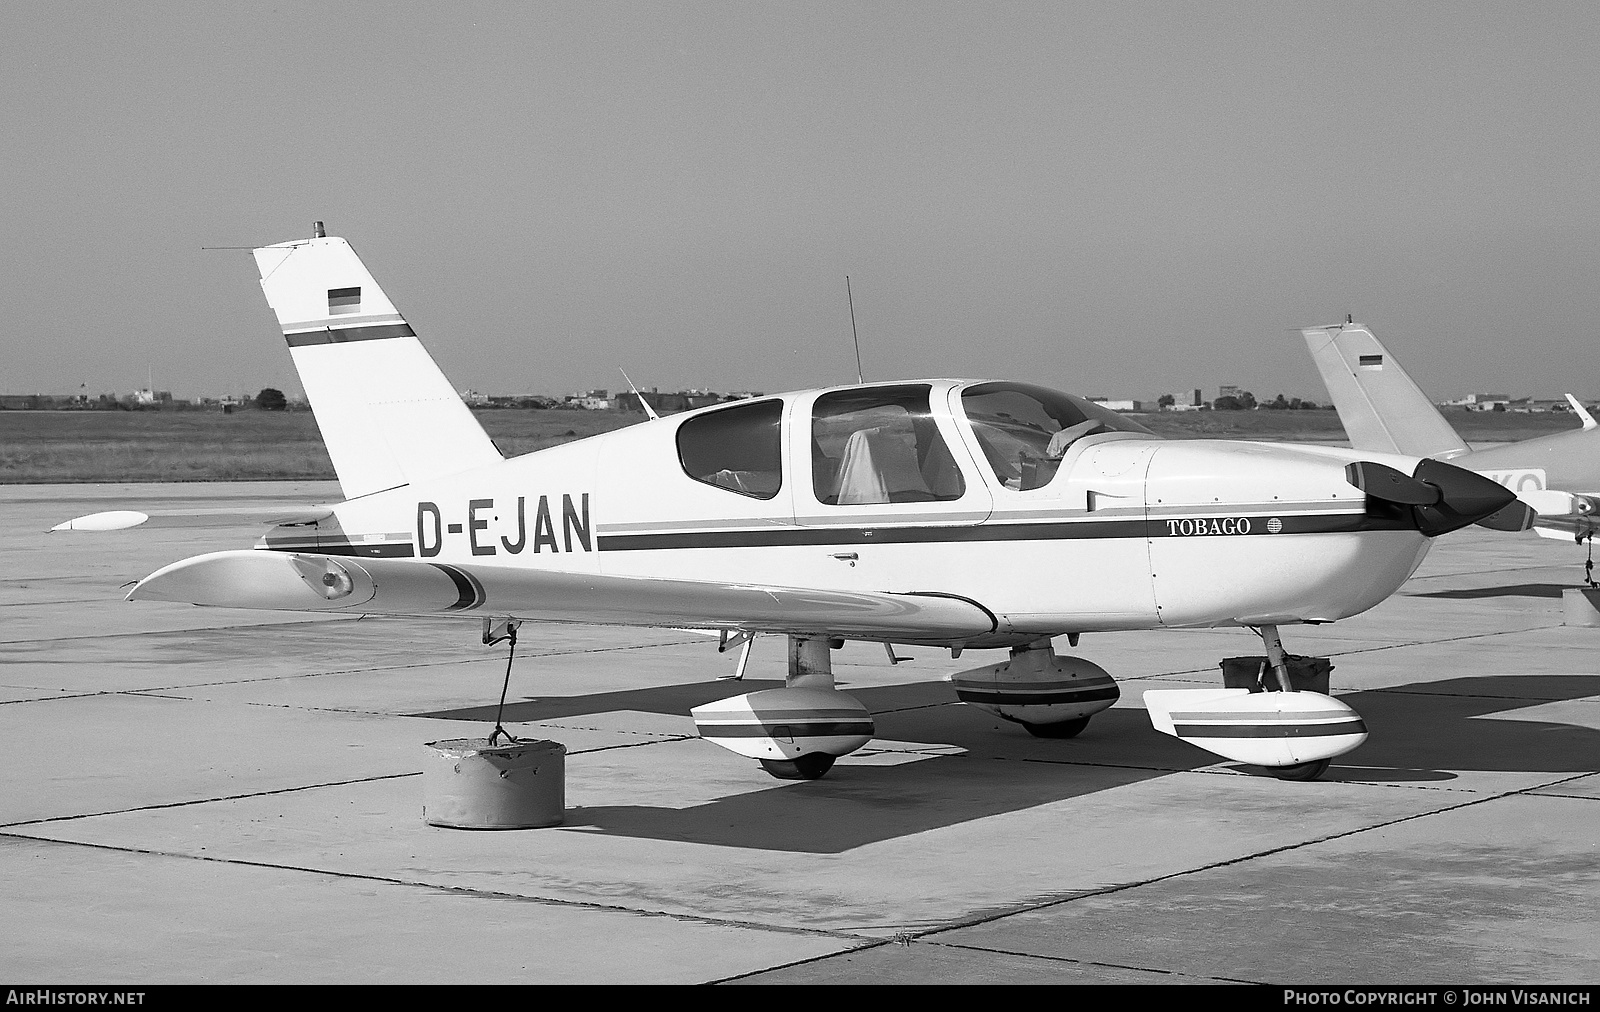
1347, 458, 1522, 537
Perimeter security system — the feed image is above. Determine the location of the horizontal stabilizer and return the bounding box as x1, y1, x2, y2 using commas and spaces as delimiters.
52, 506, 333, 533
129, 550, 999, 642
1302, 323, 1468, 457
1531, 514, 1600, 541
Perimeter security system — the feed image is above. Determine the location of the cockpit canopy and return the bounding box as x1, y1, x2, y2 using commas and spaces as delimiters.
960, 382, 1152, 491
674, 381, 1154, 503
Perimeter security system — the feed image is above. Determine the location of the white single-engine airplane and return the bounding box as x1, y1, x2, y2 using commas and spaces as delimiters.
59, 231, 1534, 783
1303, 320, 1600, 546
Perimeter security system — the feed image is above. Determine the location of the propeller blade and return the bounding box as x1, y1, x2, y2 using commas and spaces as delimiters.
1476, 500, 1538, 532
1343, 461, 1440, 505
1410, 459, 1519, 537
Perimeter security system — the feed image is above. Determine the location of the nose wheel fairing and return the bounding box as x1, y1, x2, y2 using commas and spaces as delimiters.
1143, 625, 1366, 778
1143, 687, 1368, 769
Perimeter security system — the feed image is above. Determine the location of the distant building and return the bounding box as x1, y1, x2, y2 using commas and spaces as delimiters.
1514, 399, 1572, 413
616, 389, 728, 414
1440, 392, 1512, 412
1089, 396, 1143, 412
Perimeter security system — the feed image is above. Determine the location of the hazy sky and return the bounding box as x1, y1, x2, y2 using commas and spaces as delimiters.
4, 3, 1599, 403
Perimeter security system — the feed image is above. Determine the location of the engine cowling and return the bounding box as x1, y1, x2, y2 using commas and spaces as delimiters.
949, 645, 1120, 728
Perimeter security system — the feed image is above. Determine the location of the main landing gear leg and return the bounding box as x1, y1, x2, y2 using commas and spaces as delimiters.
1259, 624, 1295, 693
757, 635, 841, 779
1258, 624, 1330, 781
691, 635, 875, 781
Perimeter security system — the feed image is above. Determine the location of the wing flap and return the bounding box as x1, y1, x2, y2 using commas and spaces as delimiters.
128, 551, 998, 642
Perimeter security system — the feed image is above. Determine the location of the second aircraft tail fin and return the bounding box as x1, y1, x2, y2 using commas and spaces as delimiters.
1300, 322, 1468, 457
252, 233, 503, 500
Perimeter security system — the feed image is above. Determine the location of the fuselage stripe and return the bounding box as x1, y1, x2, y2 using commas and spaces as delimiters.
1173, 718, 1368, 738
262, 539, 415, 559
596, 511, 1409, 551
695, 721, 876, 738
284, 323, 416, 347
955, 686, 1120, 705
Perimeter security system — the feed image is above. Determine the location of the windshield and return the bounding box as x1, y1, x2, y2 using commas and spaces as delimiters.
960, 382, 1153, 490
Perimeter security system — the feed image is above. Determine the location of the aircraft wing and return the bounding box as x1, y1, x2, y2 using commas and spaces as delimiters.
51, 506, 334, 531
128, 550, 999, 643
1302, 323, 1470, 457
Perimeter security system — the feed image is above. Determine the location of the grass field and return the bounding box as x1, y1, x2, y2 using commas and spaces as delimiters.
0, 405, 1583, 484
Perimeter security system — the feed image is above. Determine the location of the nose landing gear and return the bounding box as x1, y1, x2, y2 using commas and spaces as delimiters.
1144, 624, 1365, 782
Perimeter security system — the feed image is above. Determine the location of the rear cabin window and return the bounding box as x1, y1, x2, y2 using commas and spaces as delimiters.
812, 385, 965, 505
960, 382, 1153, 490
676, 398, 784, 499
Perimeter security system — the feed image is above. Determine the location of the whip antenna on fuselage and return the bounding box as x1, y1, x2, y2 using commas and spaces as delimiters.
846, 276, 863, 384
619, 367, 659, 421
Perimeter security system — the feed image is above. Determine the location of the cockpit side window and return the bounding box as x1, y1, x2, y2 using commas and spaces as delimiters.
961, 382, 1153, 490
676, 398, 784, 499
812, 385, 965, 505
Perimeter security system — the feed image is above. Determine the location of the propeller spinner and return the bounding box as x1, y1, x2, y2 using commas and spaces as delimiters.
1344, 459, 1532, 536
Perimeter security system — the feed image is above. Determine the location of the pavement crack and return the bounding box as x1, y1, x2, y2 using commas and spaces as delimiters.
919, 938, 1263, 983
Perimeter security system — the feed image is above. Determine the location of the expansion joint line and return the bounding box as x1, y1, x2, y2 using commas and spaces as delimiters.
0, 772, 423, 831
0, 831, 868, 943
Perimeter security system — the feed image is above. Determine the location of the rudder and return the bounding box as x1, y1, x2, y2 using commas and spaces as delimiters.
253, 234, 502, 499
1301, 322, 1468, 457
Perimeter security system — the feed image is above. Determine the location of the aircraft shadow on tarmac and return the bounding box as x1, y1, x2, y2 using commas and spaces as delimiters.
412, 674, 1600, 854
1407, 582, 1571, 600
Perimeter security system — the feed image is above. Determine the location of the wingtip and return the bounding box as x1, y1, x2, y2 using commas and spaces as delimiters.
51, 510, 150, 532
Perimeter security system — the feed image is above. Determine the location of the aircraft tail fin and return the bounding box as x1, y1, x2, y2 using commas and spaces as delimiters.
252, 234, 502, 500
1300, 322, 1469, 457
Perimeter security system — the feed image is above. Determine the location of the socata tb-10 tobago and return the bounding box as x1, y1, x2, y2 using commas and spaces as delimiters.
60, 227, 1534, 782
